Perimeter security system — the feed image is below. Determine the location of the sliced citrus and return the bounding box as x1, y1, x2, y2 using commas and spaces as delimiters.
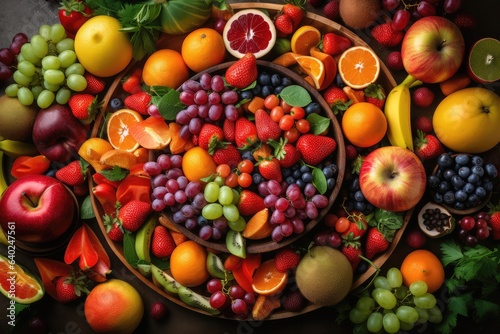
291, 25, 322, 56
272, 52, 298, 67
310, 47, 338, 91
242, 208, 273, 240
251, 259, 288, 296
223, 9, 277, 59
129, 116, 171, 150
295, 55, 325, 89
78, 137, 114, 172
467, 37, 500, 84
106, 108, 143, 152
338, 46, 380, 89
0, 254, 44, 304
99, 149, 138, 170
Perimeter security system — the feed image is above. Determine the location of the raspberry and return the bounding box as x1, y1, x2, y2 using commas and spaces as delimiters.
150, 301, 168, 321
386, 51, 404, 71
412, 87, 435, 108
281, 290, 306, 312
405, 229, 427, 249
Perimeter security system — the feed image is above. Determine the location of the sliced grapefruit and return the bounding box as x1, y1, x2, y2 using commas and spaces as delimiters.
0, 254, 44, 304
223, 9, 277, 59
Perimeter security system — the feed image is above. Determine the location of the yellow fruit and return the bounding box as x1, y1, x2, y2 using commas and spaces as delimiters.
0, 95, 38, 142
291, 25, 321, 55
181, 147, 217, 182
170, 240, 209, 287
78, 138, 114, 172
181, 28, 226, 73
142, 49, 189, 89
74, 16, 133, 77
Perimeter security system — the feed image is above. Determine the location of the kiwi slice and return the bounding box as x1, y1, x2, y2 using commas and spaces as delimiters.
468, 38, 500, 83
225, 230, 246, 259
178, 286, 220, 315
151, 264, 181, 295
206, 251, 234, 281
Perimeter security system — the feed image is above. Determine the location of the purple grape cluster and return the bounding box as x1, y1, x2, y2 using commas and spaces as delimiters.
207, 278, 255, 317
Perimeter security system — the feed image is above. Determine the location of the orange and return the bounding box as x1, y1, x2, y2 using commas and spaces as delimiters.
129, 116, 171, 150
181, 146, 217, 182
181, 28, 226, 73
168, 122, 195, 154
142, 49, 189, 89
0, 254, 44, 304
242, 208, 273, 240
74, 16, 133, 77
251, 259, 288, 296
133, 147, 149, 164
169, 240, 209, 287
338, 46, 380, 89
291, 25, 321, 56
106, 108, 143, 152
295, 55, 325, 90
99, 149, 138, 170
84, 279, 143, 334
78, 137, 114, 172
400, 250, 445, 293
341, 102, 387, 148
310, 47, 338, 91
272, 52, 298, 67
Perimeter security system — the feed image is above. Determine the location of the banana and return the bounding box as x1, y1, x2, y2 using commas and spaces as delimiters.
0, 151, 8, 197
383, 75, 421, 151
0, 139, 39, 158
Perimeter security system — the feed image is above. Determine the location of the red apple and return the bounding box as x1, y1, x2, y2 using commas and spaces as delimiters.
359, 146, 427, 212
401, 16, 465, 83
0, 175, 76, 243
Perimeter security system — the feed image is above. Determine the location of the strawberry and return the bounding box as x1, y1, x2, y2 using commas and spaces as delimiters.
118, 200, 152, 232
212, 144, 242, 168
82, 72, 105, 94
55, 160, 88, 186
258, 157, 283, 182
453, 11, 476, 30
282, 290, 306, 312
274, 13, 294, 36
104, 218, 124, 242
370, 23, 404, 48
55, 274, 90, 303
405, 229, 427, 248
235, 117, 258, 149
122, 73, 142, 94
322, 85, 351, 114
323, 0, 340, 20
238, 190, 266, 216
68, 93, 99, 123
151, 225, 176, 258
255, 108, 282, 143
274, 248, 300, 272
341, 241, 362, 271
386, 51, 404, 71
150, 301, 168, 321
412, 87, 435, 108
283, 0, 305, 29
296, 134, 336, 166
320, 32, 352, 56
414, 130, 444, 161
124, 91, 151, 115
225, 53, 258, 89
365, 227, 390, 259
341, 212, 368, 239
223, 118, 236, 143
270, 138, 301, 168
414, 115, 433, 134
487, 203, 500, 240
252, 143, 273, 161
364, 84, 386, 109
198, 123, 224, 153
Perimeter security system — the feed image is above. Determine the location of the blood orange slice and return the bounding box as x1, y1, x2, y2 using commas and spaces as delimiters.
0, 254, 44, 304
223, 9, 277, 59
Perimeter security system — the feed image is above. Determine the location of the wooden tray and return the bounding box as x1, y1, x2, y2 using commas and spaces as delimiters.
89, 2, 400, 320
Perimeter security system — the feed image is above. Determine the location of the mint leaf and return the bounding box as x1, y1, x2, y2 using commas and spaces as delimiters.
80, 195, 96, 220
99, 166, 129, 181
307, 113, 331, 135
312, 166, 327, 195
123, 232, 139, 268
279, 85, 312, 107
157, 89, 184, 120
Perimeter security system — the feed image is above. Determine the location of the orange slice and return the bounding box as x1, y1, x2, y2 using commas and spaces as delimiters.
106, 109, 143, 152
0, 254, 44, 304
310, 47, 338, 91
272, 52, 298, 67
99, 149, 138, 170
242, 208, 273, 240
291, 25, 321, 56
338, 46, 380, 89
129, 116, 171, 150
295, 55, 325, 89
251, 259, 288, 296
78, 137, 114, 172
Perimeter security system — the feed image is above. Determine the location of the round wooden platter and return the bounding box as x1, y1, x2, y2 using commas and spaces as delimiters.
88, 2, 401, 321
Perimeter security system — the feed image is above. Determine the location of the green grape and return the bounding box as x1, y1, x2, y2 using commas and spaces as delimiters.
222, 204, 240, 222
50, 23, 66, 43
373, 289, 397, 310
37, 90, 55, 109
31, 85, 44, 99
228, 216, 246, 232
31, 34, 49, 58
414, 307, 429, 323
218, 185, 234, 205
213, 175, 225, 186
16, 53, 25, 63
356, 296, 375, 312
204, 182, 220, 203
41, 55, 61, 70
382, 313, 400, 334
413, 293, 436, 309
65, 63, 85, 76
56, 38, 75, 53
17, 87, 34, 106
44, 69, 65, 85
399, 320, 414, 331
386, 268, 403, 288
43, 80, 60, 92
17, 60, 36, 77
231, 189, 240, 205
366, 312, 383, 333
5, 84, 19, 97
58, 50, 77, 68
373, 276, 391, 290
39, 24, 51, 40
202, 203, 223, 220
56, 88, 72, 105
427, 306, 443, 323
394, 285, 409, 300
349, 307, 371, 324
66, 74, 87, 92
13, 70, 33, 86
395, 305, 419, 323
20, 43, 41, 64
409, 280, 428, 297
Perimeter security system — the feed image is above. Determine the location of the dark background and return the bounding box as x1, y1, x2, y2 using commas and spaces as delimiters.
1, 0, 499, 333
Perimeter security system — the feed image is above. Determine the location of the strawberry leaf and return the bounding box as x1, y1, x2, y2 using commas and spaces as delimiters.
306, 113, 330, 135
80, 195, 96, 220
279, 85, 312, 107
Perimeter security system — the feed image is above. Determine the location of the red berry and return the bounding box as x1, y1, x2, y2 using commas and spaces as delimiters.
150, 301, 168, 321
282, 290, 307, 311
323, 0, 340, 20
386, 51, 404, 71
345, 144, 358, 160
412, 87, 435, 108
405, 229, 427, 248
414, 116, 433, 134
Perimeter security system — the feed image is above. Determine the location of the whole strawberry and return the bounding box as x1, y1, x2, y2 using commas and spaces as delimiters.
370, 23, 404, 48
322, 85, 351, 114
414, 130, 444, 161
320, 32, 351, 56
238, 190, 266, 216
68, 93, 99, 124
198, 123, 224, 153
283, 0, 306, 29
296, 134, 337, 165
405, 229, 427, 248
255, 108, 282, 143
414, 115, 433, 134
151, 225, 176, 258
341, 212, 368, 239
274, 248, 300, 272
124, 91, 151, 115
82, 72, 105, 94
225, 53, 258, 89
341, 241, 362, 271
412, 87, 435, 108
55, 274, 90, 303
365, 227, 390, 259
212, 144, 242, 168
487, 203, 500, 240
235, 116, 258, 149
55, 159, 89, 186
364, 83, 386, 109
270, 138, 301, 168
122, 67, 143, 94
258, 157, 283, 182
118, 200, 153, 232
275, 13, 294, 36
104, 219, 124, 242
223, 118, 236, 143
453, 11, 476, 30
323, 0, 340, 20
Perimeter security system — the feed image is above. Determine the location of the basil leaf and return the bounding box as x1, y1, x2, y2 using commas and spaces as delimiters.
307, 113, 331, 135
312, 166, 327, 195
80, 195, 96, 220
279, 85, 312, 107
123, 232, 139, 268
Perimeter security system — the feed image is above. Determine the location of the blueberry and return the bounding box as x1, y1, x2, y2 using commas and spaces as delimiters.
197, 215, 208, 226
258, 72, 271, 86
454, 202, 465, 210
300, 165, 310, 173
241, 150, 254, 162
458, 166, 471, 179
335, 72, 346, 88
281, 77, 293, 87
455, 154, 470, 166
433, 192, 444, 203
291, 164, 300, 171
286, 176, 295, 186
305, 102, 321, 115
471, 165, 484, 177
301, 172, 313, 183
471, 155, 483, 166
282, 168, 291, 178
274, 86, 285, 94
356, 260, 368, 274
261, 85, 274, 97
293, 169, 302, 179
475, 186, 487, 198
240, 90, 253, 100
327, 178, 336, 189
443, 169, 456, 180
483, 181, 493, 192
252, 84, 262, 96
443, 191, 455, 204
467, 194, 479, 205
463, 182, 475, 194
467, 173, 480, 184
295, 179, 305, 189
455, 190, 468, 202
365, 203, 375, 214
438, 181, 450, 194
451, 175, 465, 189
427, 175, 440, 189
354, 201, 367, 212
437, 153, 453, 168
252, 173, 263, 184
271, 73, 281, 87
485, 163, 497, 178
349, 178, 360, 192
322, 166, 334, 178
354, 190, 365, 202
110, 98, 123, 110
328, 164, 338, 175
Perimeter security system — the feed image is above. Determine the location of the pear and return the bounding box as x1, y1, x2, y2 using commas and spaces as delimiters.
0, 95, 38, 142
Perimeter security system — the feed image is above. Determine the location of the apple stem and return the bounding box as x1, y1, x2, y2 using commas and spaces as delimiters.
21, 191, 36, 207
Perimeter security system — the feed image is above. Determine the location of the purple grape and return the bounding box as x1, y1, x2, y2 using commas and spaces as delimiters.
275, 197, 290, 211
264, 194, 278, 208
177, 176, 188, 189
147, 104, 161, 118
327, 232, 342, 248
280, 219, 293, 236
198, 103, 209, 118
286, 184, 301, 200
296, 209, 308, 220
179, 91, 195, 106
208, 91, 221, 104
243, 292, 256, 306
311, 194, 329, 208
144, 161, 162, 176
8, 42, 23, 56
170, 155, 183, 168
186, 105, 199, 118
174, 190, 187, 204
166, 168, 183, 180
182, 79, 202, 92
392, 9, 411, 30
152, 186, 168, 199
213, 217, 228, 230
0, 48, 15, 65
176, 110, 191, 125
208, 104, 223, 121
153, 174, 167, 187
305, 201, 318, 219
179, 124, 191, 140
417, 1, 437, 17
224, 104, 239, 121
0, 64, 12, 80
271, 209, 285, 224
194, 90, 208, 105
184, 217, 197, 230
382, 0, 400, 11
12, 32, 28, 44
181, 204, 195, 218
231, 299, 248, 316
207, 279, 223, 293
303, 183, 317, 198
192, 193, 207, 209
166, 179, 179, 193
185, 181, 202, 198
291, 217, 305, 234
173, 210, 186, 224
163, 192, 176, 206
152, 198, 167, 211
211, 74, 225, 92
258, 182, 270, 196
212, 227, 223, 240
314, 231, 328, 246
271, 226, 284, 242
188, 117, 202, 134
199, 72, 212, 90
210, 291, 228, 310
283, 205, 296, 218
199, 225, 213, 240
221, 90, 239, 104
443, 0, 461, 13
157, 154, 171, 170
291, 196, 306, 209
229, 285, 245, 299
267, 180, 282, 196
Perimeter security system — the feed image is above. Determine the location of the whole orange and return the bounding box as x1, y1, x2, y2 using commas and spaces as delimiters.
84, 279, 144, 334
142, 49, 189, 89
400, 249, 445, 293
341, 102, 387, 148
181, 28, 226, 73
169, 240, 209, 287
181, 146, 217, 182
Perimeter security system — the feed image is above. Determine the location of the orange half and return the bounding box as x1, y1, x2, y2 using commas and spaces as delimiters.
106, 109, 143, 152
338, 46, 380, 89
295, 55, 325, 89
291, 25, 321, 56
251, 259, 288, 296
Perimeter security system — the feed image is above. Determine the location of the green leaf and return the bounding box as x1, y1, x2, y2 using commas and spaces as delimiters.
445, 278, 464, 294
123, 232, 139, 269
448, 294, 472, 317
151, 256, 170, 271
157, 89, 184, 121
439, 239, 463, 267
99, 166, 129, 182
306, 113, 331, 135
435, 312, 458, 333
80, 195, 96, 220
474, 299, 500, 321
279, 85, 312, 107
312, 166, 327, 195
373, 209, 404, 230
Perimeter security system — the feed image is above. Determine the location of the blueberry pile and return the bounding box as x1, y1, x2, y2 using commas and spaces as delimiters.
428, 153, 497, 211
343, 175, 375, 214
282, 162, 339, 191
